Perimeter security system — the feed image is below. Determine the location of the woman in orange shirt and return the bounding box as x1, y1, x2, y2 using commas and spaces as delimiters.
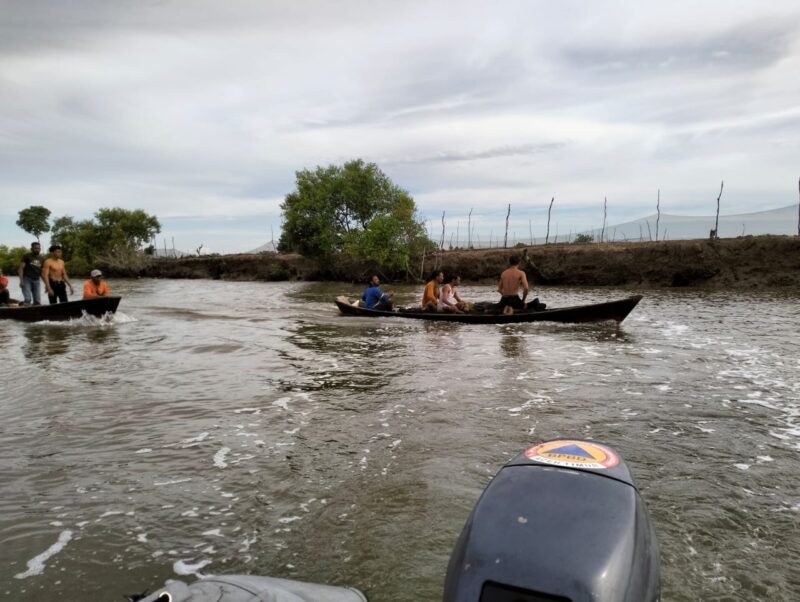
83, 269, 111, 299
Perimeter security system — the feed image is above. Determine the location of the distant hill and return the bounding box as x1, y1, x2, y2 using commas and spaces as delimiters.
248, 241, 278, 253
591, 204, 799, 242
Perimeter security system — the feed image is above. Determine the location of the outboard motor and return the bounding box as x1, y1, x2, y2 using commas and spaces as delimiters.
135, 440, 657, 602
443, 439, 659, 601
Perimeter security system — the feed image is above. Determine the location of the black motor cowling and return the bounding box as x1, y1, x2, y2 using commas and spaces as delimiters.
443, 439, 659, 602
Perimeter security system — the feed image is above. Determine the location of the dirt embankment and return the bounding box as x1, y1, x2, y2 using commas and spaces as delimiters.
140, 235, 800, 288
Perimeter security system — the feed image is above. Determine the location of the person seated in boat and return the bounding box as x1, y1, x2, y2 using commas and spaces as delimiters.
361, 275, 394, 310
0, 268, 11, 305
422, 271, 444, 311
83, 269, 111, 299
439, 274, 465, 313
43, 244, 74, 305
498, 255, 529, 315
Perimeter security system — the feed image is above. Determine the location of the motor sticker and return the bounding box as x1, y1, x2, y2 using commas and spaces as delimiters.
524, 440, 619, 469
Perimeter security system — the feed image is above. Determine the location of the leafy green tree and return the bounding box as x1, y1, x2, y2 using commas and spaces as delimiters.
16, 205, 51, 241
573, 233, 594, 244
279, 159, 431, 272
0, 244, 28, 275
49, 208, 160, 275
94, 208, 161, 252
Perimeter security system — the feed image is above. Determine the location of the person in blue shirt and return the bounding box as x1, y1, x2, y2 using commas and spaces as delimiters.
361, 275, 394, 310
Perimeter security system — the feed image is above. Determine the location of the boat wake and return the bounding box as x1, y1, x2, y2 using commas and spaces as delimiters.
31, 311, 137, 328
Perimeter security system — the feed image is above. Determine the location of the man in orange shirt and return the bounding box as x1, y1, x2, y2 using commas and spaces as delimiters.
422, 271, 443, 310
83, 269, 111, 299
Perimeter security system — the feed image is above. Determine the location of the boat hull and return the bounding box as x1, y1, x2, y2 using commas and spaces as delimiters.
336, 295, 642, 324
0, 296, 122, 322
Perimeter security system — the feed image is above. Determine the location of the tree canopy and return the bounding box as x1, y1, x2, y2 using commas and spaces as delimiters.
279, 159, 432, 273
16, 206, 51, 241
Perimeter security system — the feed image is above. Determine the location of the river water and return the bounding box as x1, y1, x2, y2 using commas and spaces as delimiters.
1, 279, 798, 601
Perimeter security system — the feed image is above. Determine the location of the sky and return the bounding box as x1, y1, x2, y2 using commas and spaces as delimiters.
1, 0, 799, 252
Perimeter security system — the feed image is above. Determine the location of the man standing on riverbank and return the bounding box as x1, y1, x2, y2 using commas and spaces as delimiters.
498, 256, 529, 315
18, 242, 44, 305
83, 269, 111, 299
43, 245, 74, 304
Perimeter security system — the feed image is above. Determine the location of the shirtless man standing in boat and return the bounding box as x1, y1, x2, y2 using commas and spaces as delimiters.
498, 255, 529, 315
42, 245, 74, 304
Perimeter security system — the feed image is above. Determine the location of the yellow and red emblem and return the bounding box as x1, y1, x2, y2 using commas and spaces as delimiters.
524, 440, 619, 470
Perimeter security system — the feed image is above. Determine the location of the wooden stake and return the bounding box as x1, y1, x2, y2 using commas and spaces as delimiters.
656, 189, 660, 242
714, 181, 724, 239
468, 208, 473, 248
440, 211, 446, 250
504, 203, 511, 248
600, 196, 607, 243
545, 197, 554, 244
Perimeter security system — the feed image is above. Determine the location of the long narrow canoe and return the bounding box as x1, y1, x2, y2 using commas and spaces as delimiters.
336, 295, 642, 324
0, 296, 122, 323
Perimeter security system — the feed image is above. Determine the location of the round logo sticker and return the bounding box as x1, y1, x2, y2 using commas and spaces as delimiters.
524, 440, 619, 470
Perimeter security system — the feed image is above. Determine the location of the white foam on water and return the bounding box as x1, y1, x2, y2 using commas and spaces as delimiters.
659, 322, 689, 337
14, 530, 73, 579
234, 407, 261, 414
278, 516, 302, 524
99, 510, 123, 518
757, 455, 774, 462
135, 448, 152, 454
202, 528, 223, 537
734, 464, 750, 471
137, 533, 148, 543
179, 432, 210, 448
273, 397, 291, 411
213, 447, 230, 468
283, 428, 299, 435
154, 478, 192, 486
174, 558, 212, 578
238, 532, 257, 553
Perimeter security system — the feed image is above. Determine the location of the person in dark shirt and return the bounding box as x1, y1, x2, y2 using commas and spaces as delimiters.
18, 242, 44, 305
361, 275, 394, 310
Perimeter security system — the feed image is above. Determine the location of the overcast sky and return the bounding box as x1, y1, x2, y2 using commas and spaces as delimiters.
1, 0, 799, 252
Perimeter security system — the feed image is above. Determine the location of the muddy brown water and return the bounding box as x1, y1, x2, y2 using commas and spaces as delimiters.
1, 280, 798, 601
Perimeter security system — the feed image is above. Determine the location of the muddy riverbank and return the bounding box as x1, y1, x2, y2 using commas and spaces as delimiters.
138, 235, 800, 288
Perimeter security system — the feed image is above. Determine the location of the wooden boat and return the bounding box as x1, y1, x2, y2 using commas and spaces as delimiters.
335, 295, 642, 324
0, 296, 122, 323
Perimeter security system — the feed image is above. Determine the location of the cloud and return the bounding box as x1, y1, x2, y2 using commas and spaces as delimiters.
1, 1, 799, 251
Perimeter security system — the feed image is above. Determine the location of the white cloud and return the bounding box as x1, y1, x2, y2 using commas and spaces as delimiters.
1, 0, 799, 251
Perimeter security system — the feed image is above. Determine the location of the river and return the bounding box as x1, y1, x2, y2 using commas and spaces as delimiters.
1, 280, 798, 601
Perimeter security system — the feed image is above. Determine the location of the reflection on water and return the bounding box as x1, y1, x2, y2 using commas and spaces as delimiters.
22, 322, 120, 363
1, 280, 799, 602
499, 328, 527, 359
